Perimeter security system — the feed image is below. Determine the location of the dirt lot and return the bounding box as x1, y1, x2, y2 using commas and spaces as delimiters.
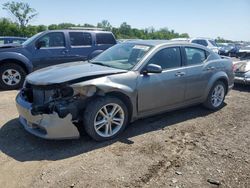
0, 85, 249, 188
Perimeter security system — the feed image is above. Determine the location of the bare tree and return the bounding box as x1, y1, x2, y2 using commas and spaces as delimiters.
2, 1, 38, 27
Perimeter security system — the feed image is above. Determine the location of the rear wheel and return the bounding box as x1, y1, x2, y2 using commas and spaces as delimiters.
203, 81, 226, 110
0, 63, 26, 90
83, 96, 129, 141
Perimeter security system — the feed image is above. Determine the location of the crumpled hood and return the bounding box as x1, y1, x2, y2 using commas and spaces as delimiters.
26, 61, 127, 86
234, 60, 250, 73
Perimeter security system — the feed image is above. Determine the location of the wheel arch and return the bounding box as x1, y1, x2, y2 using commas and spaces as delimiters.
103, 91, 133, 122
0, 52, 33, 73
0, 58, 29, 74
205, 72, 229, 99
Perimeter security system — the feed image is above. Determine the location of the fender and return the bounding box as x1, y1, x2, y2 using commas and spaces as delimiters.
204, 71, 229, 99
89, 50, 104, 59
0, 52, 33, 73
72, 75, 138, 120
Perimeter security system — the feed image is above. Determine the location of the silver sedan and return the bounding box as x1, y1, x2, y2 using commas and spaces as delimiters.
16, 41, 234, 141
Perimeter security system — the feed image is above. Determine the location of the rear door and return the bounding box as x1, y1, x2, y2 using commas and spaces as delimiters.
183, 47, 214, 100
31, 32, 70, 70
67, 32, 94, 61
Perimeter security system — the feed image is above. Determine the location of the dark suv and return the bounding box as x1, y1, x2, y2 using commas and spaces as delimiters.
0, 30, 116, 89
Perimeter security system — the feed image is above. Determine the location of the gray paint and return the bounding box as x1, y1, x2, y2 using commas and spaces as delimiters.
16, 41, 234, 139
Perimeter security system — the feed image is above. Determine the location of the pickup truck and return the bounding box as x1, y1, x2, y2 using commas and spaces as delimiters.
0, 30, 116, 89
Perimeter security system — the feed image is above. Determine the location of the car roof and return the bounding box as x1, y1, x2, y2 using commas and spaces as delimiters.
125, 40, 193, 47
42, 30, 113, 34
191, 37, 215, 41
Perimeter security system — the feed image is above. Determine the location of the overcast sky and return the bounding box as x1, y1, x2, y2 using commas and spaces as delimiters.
0, 0, 249, 41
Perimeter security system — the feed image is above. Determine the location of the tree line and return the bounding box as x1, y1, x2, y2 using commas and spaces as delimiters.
0, 1, 189, 39
0, 17, 190, 40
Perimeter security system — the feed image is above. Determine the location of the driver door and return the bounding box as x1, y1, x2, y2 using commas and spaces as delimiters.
137, 47, 187, 114
31, 32, 70, 70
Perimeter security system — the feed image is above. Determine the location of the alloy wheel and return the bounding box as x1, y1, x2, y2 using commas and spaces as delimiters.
2, 69, 21, 86
211, 84, 225, 108
94, 103, 125, 138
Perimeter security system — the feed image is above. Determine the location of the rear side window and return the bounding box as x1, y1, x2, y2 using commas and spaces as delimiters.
69, 32, 92, 46
0, 39, 4, 45
38, 32, 65, 48
185, 47, 206, 65
96, 33, 116, 45
148, 47, 181, 70
192, 40, 208, 47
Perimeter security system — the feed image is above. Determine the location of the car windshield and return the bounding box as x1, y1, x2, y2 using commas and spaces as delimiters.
22, 32, 42, 46
90, 43, 152, 70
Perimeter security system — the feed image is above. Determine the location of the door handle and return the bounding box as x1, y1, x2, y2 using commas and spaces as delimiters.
175, 72, 186, 77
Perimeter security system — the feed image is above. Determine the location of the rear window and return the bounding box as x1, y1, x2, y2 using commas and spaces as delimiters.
192, 40, 208, 47
69, 32, 92, 46
96, 33, 116, 45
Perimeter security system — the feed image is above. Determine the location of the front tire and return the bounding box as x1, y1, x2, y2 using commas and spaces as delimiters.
0, 63, 26, 90
83, 96, 129, 141
203, 81, 226, 110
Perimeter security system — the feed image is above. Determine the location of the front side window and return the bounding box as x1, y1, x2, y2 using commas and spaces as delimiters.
96, 33, 116, 45
69, 32, 92, 46
37, 32, 65, 48
185, 47, 206, 65
90, 43, 152, 70
147, 47, 181, 70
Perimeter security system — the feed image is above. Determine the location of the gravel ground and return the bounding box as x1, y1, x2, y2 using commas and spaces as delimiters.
0, 85, 249, 188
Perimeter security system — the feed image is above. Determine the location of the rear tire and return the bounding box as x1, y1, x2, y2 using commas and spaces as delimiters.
203, 81, 226, 110
83, 96, 129, 141
0, 63, 26, 90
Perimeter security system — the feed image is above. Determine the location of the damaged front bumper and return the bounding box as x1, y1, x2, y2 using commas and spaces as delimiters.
16, 92, 80, 139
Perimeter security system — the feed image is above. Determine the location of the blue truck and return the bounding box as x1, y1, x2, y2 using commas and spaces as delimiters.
0, 30, 116, 89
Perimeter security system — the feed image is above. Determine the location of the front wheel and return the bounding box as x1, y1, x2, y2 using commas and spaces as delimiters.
203, 81, 226, 110
83, 96, 129, 141
0, 63, 26, 90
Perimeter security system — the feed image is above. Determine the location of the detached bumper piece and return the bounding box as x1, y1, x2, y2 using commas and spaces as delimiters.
16, 93, 80, 139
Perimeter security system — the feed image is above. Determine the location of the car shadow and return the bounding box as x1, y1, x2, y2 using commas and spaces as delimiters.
233, 84, 250, 92
0, 105, 219, 162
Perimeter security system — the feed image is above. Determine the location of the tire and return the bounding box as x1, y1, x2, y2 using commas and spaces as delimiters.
83, 96, 129, 141
0, 63, 26, 90
203, 81, 226, 110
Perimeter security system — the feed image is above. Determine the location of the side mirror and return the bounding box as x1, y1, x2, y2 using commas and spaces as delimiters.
143, 64, 163, 74
36, 40, 46, 49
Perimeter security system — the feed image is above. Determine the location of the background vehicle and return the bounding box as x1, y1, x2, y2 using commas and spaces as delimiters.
0, 30, 116, 90
190, 38, 219, 54
233, 57, 250, 85
16, 41, 234, 141
237, 46, 250, 58
0, 36, 27, 46
218, 43, 241, 57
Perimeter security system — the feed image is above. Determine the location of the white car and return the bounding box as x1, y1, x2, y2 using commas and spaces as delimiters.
190, 38, 219, 54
